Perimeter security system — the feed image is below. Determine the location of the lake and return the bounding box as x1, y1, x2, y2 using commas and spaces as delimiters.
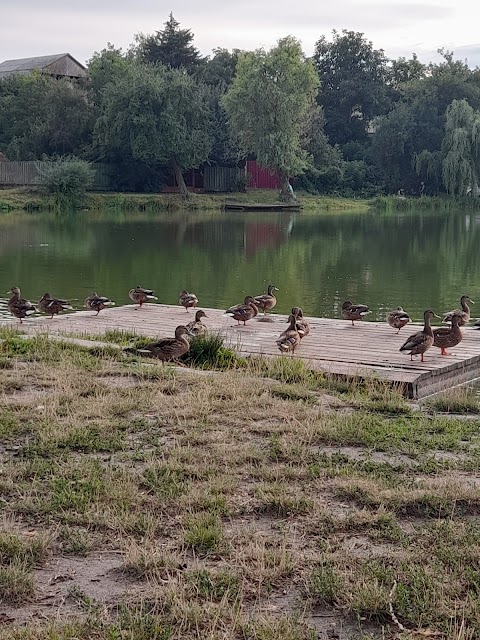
1, 206, 480, 324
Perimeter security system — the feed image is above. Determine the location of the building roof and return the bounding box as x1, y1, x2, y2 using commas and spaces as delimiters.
0, 53, 86, 78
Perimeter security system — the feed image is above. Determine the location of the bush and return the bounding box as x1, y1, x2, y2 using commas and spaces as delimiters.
38, 157, 94, 202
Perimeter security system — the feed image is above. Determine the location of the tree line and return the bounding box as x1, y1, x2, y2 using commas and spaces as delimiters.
1, 13, 479, 198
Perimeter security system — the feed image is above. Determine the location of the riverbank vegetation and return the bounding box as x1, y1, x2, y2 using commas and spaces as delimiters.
0, 327, 479, 638
0, 187, 369, 212
1, 16, 480, 205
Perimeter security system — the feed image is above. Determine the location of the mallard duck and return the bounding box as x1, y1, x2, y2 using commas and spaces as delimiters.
225, 296, 258, 325
276, 314, 301, 354
399, 309, 439, 362
443, 295, 474, 326
38, 293, 73, 318
254, 284, 278, 315
342, 301, 371, 326
433, 313, 463, 355
84, 293, 115, 315
179, 290, 198, 311
186, 310, 208, 337
128, 285, 158, 308
291, 306, 310, 338
133, 326, 192, 363
387, 307, 410, 333
7, 287, 36, 323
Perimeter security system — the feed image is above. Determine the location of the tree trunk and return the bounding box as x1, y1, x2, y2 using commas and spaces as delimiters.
279, 172, 296, 202
171, 155, 189, 199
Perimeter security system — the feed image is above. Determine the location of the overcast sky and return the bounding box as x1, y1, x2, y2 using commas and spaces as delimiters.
1, 0, 479, 67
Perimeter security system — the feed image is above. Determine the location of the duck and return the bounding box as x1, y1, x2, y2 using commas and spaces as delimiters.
276, 314, 301, 354
474, 319, 480, 330
386, 307, 410, 334
342, 301, 371, 326
179, 290, 199, 312
399, 309, 439, 362
443, 295, 474, 326
132, 326, 192, 363
225, 296, 258, 326
186, 310, 208, 337
291, 306, 310, 338
84, 293, 115, 315
254, 284, 278, 315
7, 287, 36, 323
433, 313, 463, 355
128, 285, 158, 309
38, 293, 73, 318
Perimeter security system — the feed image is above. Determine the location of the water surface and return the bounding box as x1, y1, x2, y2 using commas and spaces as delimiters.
1, 206, 480, 323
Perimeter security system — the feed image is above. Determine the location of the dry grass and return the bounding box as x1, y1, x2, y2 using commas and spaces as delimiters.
0, 329, 479, 638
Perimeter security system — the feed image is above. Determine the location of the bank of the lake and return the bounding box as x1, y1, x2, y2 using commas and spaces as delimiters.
0, 187, 369, 212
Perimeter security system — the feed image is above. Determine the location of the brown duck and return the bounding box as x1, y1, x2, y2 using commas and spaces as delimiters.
179, 290, 199, 311
7, 287, 36, 323
38, 293, 73, 318
443, 295, 474, 326
84, 293, 115, 315
128, 285, 158, 308
342, 301, 371, 326
225, 296, 258, 325
399, 309, 439, 362
433, 313, 463, 355
386, 307, 410, 333
186, 310, 208, 337
134, 326, 192, 363
291, 306, 310, 338
276, 314, 301, 354
254, 284, 278, 315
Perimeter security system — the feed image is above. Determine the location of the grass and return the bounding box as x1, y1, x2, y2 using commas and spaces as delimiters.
0, 187, 369, 213
425, 387, 480, 414
0, 330, 479, 637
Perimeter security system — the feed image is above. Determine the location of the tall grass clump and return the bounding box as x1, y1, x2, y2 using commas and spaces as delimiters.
181, 333, 237, 369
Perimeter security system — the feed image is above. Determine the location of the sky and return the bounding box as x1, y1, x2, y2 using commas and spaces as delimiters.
1, 0, 479, 68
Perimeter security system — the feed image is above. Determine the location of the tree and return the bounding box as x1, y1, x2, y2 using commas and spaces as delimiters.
94, 62, 212, 197
390, 54, 426, 86
313, 30, 392, 146
199, 48, 240, 88
0, 74, 93, 159
222, 37, 320, 200
87, 45, 130, 106
442, 99, 480, 195
135, 13, 203, 73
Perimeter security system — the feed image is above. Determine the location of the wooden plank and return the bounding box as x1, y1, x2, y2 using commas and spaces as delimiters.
8, 303, 480, 399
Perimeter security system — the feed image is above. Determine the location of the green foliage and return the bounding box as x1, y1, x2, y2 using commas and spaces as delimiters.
313, 30, 392, 146
223, 37, 320, 196
0, 74, 93, 160
181, 332, 238, 369
38, 157, 94, 203
442, 99, 480, 195
136, 12, 203, 73
94, 61, 212, 194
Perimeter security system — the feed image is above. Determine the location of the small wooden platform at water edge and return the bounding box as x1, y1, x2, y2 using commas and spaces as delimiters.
11, 303, 480, 399
225, 202, 303, 212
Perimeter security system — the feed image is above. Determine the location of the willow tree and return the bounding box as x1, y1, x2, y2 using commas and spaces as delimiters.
442, 99, 480, 195
222, 37, 319, 200
94, 62, 212, 197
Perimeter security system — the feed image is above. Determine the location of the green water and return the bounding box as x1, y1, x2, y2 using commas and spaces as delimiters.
1, 206, 480, 324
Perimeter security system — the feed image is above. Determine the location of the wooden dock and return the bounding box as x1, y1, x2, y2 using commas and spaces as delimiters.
225, 202, 302, 211
9, 304, 480, 399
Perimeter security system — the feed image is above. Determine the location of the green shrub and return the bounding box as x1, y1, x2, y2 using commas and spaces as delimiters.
38, 157, 94, 203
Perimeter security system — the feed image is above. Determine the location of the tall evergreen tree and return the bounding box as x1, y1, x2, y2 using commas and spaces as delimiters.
136, 13, 203, 73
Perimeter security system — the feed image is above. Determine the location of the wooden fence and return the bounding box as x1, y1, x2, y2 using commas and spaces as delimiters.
0, 161, 115, 191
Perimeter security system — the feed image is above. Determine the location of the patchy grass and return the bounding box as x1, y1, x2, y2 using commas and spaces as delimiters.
425, 388, 480, 414
0, 333, 479, 637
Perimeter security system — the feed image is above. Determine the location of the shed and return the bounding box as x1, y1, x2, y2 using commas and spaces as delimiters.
0, 53, 86, 80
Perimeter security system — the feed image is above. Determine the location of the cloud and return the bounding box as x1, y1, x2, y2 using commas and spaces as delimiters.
0, 0, 465, 65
